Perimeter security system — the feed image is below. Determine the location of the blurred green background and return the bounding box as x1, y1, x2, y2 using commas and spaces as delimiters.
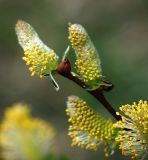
0, 0, 148, 159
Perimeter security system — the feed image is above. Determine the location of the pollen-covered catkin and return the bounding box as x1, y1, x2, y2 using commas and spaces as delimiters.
114, 100, 148, 160
15, 20, 59, 78
66, 96, 117, 156
0, 103, 56, 160
68, 24, 103, 87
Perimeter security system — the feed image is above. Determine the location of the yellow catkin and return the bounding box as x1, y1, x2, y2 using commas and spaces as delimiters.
15, 20, 59, 78
114, 100, 148, 160
66, 96, 117, 156
68, 24, 103, 86
0, 103, 56, 160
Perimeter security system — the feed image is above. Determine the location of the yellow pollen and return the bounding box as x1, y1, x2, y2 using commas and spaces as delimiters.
114, 100, 148, 159
68, 24, 102, 87
15, 20, 59, 78
66, 96, 118, 156
0, 103, 56, 160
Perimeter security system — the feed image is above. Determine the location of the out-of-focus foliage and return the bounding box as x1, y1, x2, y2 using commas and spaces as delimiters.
0, 0, 148, 160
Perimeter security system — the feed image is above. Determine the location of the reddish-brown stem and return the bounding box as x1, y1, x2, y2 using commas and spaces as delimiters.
56, 60, 121, 121
89, 90, 121, 121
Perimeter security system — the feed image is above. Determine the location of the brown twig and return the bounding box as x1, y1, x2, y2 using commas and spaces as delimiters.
56, 60, 121, 121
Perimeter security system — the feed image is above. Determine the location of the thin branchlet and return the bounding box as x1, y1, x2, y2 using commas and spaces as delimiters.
56, 60, 121, 121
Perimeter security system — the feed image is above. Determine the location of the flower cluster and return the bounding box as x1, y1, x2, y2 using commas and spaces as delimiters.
15, 20, 59, 78
15, 20, 148, 160
66, 96, 118, 156
68, 24, 103, 88
0, 103, 56, 160
114, 100, 148, 159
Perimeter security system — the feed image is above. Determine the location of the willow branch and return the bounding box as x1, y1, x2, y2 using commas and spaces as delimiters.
56, 60, 121, 121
